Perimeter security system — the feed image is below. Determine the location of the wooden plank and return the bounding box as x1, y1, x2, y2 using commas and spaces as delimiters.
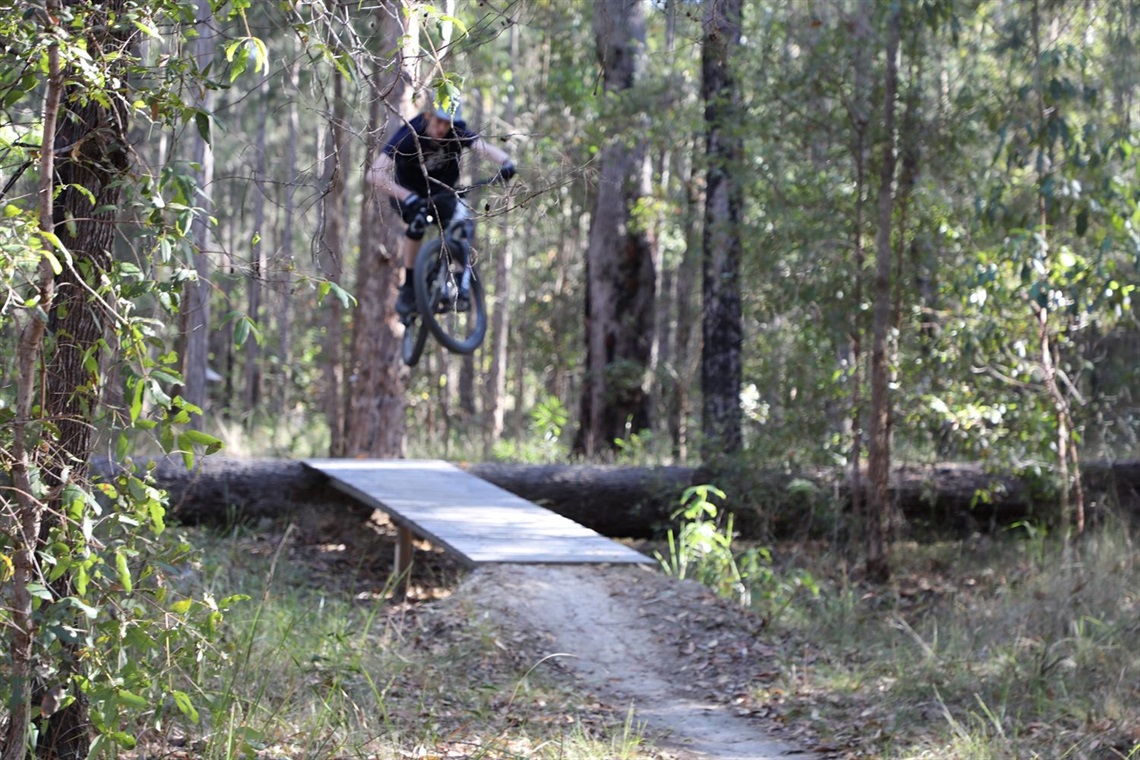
303, 459, 653, 566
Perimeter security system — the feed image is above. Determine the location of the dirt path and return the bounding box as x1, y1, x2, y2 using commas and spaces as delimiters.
458, 564, 817, 759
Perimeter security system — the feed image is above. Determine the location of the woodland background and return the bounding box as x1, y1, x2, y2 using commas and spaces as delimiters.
0, 0, 1138, 572
2, 1, 1140, 757
5, 1, 1140, 470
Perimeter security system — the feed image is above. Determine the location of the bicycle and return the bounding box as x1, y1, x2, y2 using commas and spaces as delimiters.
401, 179, 499, 367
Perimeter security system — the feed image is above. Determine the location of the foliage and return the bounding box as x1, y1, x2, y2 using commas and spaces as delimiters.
0, 463, 242, 753
656, 485, 819, 622
0, 0, 265, 755
490, 395, 570, 463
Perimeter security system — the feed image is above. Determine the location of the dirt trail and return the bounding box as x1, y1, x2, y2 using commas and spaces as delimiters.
458, 564, 817, 759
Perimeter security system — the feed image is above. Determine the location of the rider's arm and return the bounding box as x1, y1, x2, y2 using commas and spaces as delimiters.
367, 152, 416, 203
469, 137, 511, 168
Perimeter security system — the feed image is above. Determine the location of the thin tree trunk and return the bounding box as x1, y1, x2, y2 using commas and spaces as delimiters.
179, 0, 217, 413
866, 2, 902, 583
485, 18, 519, 456
245, 74, 270, 416
700, 0, 745, 457
275, 51, 300, 418
670, 148, 701, 462
319, 72, 348, 455
1029, 0, 1084, 544
849, 0, 872, 550
4, 11, 63, 755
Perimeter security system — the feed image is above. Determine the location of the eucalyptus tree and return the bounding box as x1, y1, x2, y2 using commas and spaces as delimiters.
574, 0, 657, 457
177, 0, 217, 413
863, 0, 902, 582
700, 0, 745, 456
343, 2, 419, 458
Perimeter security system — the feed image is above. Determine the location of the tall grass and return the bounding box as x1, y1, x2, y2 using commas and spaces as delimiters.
760, 526, 1140, 758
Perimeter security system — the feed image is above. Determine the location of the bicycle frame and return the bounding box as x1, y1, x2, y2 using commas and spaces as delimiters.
402, 181, 493, 364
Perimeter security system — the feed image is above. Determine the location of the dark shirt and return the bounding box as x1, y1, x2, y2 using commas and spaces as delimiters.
382, 114, 477, 197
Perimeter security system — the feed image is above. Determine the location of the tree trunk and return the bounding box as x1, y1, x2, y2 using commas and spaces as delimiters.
274, 51, 301, 418
341, 2, 415, 458
178, 0, 217, 413
319, 72, 348, 455
485, 19, 519, 456
865, 1, 902, 583
245, 74, 269, 415
10, 1, 134, 755
670, 147, 701, 461
848, 0, 873, 547
4, 12, 63, 755
574, 0, 656, 458
700, 0, 745, 457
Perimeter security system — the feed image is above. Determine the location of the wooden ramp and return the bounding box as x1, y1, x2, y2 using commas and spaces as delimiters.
303, 460, 652, 576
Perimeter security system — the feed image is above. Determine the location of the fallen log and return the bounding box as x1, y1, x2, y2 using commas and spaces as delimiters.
90, 457, 1140, 539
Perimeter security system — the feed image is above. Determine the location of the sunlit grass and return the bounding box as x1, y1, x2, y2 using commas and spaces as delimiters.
160, 526, 655, 760
761, 526, 1140, 758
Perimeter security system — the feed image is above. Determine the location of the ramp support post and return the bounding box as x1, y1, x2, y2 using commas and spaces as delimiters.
394, 523, 414, 594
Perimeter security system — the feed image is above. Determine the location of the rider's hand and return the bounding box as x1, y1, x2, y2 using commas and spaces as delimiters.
495, 160, 516, 184
399, 193, 425, 223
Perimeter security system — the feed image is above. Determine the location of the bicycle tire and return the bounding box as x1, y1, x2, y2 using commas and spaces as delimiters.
413, 239, 488, 355
401, 312, 429, 366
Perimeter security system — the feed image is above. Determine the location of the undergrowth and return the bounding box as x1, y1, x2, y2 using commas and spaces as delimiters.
150, 525, 653, 760
657, 486, 1140, 758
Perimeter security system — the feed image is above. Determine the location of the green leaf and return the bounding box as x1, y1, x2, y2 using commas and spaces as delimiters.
317, 280, 357, 309
234, 315, 250, 346
181, 429, 223, 448
117, 690, 149, 710
194, 110, 210, 144
104, 731, 137, 749
169, 598, 193, 614
173, 690, 200, 724
115, 550, 133, 594
65, 596, 100, 619
26, 583, 54, 601
40, 246, 63, 275
75, 566, 89, 597
129, 377, 143, 424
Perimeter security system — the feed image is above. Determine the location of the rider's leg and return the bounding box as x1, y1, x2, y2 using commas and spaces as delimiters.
396, 235, 423, 318
401, 235, 422, 270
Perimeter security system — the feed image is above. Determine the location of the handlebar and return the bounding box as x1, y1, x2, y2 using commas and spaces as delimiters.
406, 175, 505, 238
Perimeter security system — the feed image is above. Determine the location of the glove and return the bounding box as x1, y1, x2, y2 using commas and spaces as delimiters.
495, 160, 516, 184
399, 193, 425, 223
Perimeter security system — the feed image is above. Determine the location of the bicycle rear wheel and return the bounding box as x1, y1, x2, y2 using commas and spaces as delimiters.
401, 312, 429, 366
413, 239, 488, 355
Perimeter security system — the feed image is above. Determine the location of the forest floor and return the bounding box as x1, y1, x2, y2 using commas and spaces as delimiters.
173, 504, 1139, 760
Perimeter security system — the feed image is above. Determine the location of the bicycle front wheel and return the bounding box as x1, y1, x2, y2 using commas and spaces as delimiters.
413, 239, 488, 355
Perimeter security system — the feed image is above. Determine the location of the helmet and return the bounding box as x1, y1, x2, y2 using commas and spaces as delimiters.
427, 94, 462, 122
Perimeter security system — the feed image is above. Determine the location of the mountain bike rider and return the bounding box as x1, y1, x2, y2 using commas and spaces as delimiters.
367, 96, 515, 319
